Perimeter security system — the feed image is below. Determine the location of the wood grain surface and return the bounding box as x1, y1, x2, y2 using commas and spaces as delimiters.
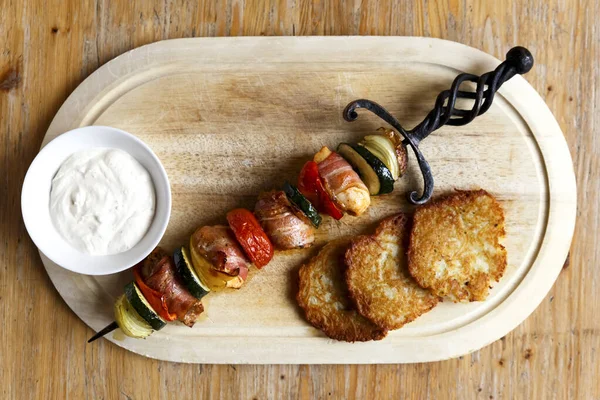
0, 0, 597, 399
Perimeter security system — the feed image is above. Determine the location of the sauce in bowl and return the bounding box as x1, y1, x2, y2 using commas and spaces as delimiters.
49, 148, 156, 255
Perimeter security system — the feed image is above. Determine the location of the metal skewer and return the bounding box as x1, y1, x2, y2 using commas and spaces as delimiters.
343, 46, 534, 205
87, 321, 118, 343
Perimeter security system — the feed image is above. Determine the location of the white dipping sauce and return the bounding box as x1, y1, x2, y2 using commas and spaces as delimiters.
50, 148, 156, 255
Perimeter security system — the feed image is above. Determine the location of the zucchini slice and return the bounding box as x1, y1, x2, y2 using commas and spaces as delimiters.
173, 246, 211, 300
124, 282, 167, 331
360, 135, 401, 180
337, 143, 381, 195
283, 181, 322, 227
114, 294, 153, 339
353, 145, 395, 195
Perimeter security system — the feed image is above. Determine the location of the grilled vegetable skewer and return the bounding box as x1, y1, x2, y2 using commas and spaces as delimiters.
89, 47, 533, 342
89, 128, 409, 342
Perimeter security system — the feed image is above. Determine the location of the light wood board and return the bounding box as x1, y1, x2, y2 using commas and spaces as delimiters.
39, 37, 575, 364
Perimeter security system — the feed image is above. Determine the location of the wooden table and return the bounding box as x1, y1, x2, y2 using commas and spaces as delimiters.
1, 1, 597, 398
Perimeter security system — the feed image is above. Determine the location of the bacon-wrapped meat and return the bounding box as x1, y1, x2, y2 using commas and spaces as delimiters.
254, 190, 315, 249
190, 225, 250, 281
139, 247, 204, 327
314, 146, 371, 216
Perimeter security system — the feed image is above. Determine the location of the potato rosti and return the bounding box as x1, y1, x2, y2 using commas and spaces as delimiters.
345, 214, 439, 330
296, 239, 387, 342
408, 190, 507, 302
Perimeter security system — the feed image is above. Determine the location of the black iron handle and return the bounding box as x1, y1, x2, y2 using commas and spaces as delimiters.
343, 46, 534, 205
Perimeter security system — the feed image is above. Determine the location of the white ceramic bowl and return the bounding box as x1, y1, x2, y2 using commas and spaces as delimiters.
21, 126, 171, 275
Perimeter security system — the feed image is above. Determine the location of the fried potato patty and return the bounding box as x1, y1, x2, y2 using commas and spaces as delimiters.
345, 214, 439, 330
408, 190, 507, 302
296, 238, 387, 342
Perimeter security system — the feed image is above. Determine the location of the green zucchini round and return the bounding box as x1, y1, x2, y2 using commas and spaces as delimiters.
124, 282, 167, 331
283, 182, 322, 228
352, 145, 395, 194
173, 246, 211, 300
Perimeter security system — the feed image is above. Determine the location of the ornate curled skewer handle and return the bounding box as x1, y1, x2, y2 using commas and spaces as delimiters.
343, 46, 534, 205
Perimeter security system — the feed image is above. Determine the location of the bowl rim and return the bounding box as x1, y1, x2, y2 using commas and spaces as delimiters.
21, 125, 172, 275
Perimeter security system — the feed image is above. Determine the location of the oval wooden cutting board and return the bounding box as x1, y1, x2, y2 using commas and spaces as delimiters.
39, 37, 576, 364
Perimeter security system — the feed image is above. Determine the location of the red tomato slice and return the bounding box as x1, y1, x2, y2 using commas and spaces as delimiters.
226, 208, 274, 268
133, 265, 177, 321
298, 161, 343, 220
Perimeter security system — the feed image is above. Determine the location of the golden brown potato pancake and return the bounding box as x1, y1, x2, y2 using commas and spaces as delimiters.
408, 190, 507, 302
345, 214, 439, 330
296, 238, 387, 342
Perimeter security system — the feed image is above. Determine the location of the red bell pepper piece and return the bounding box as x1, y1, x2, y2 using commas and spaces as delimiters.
133, 264, 177, 321
297, 161, 343, 220
226, 208, 274, 268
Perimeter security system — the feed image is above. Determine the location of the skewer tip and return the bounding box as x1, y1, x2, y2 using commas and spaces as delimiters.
87, 321, 119, 343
